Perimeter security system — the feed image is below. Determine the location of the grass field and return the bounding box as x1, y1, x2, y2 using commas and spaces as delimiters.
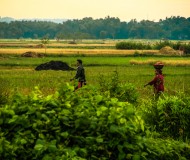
0, 39, 190, 99
1, 56, 190, 99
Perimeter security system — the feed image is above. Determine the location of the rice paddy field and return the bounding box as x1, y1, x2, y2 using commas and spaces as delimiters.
0, 39, 190, 99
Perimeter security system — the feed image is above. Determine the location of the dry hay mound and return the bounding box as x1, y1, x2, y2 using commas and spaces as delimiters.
35, 60, 75, 71
159, 46, 178, 55
21, 51, 44, 58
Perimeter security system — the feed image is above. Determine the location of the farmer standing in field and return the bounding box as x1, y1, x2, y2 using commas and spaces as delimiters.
144, 62, 164, 98
70, 59, 86, 91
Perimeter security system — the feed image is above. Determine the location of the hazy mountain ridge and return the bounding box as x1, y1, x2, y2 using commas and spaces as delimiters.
0, 16, 67, 23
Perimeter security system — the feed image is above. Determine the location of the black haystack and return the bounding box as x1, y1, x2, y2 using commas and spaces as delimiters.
35, 60, 75, 71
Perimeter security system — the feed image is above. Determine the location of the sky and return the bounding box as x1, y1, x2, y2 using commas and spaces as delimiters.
0, 0, 190, 22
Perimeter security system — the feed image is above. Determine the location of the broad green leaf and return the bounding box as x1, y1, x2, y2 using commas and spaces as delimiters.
20, 139, 27, 145
111, 98, 118, 103
8, 115, 18, 123
60, 132, 69, 138
7, 110, 15, 116
41, 114, 49, 120
45, 95, 53, 101
39, 133, 45, 139
46, 110, 56, 114
100, 106, 107, 112
48, 140, 57, 152
66, 82, 74, 91
96, 110, 101, 116
140, 120, 144, 132
95, 95, 103, 103
34, 139, 46, 151
61, 109, 71, 116
36, 139, 46, 145
120, 118, 126, 124
64, 101, 71, 108
34, 144, 44, 151
96, 137, 104, 143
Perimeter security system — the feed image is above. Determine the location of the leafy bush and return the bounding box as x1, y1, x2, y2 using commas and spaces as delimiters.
153, 40, 173, 50
0, 84, 141, 159
116, 41, 152, 50
140, 93, 190, 140
116, 40, 190, 54
169, 41, 190, 54
0, 85, 190, 159
139, 136, 190, 160
98, 71, 138, 104
0, 78, 11, 105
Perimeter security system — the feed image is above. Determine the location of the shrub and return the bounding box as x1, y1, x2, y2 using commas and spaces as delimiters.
140, 92, 190, 140
116, 41, 152, 50
1, 85, 190, 159
0, 78, 11, 105
172, 41, 190, 54
98, 71, 138, 104
153, 40, 173, 50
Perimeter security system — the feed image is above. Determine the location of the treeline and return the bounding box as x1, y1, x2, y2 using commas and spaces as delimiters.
0, 16, 190, 40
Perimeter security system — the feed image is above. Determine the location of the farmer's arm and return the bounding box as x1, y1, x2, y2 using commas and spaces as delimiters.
144, 76, 157, 87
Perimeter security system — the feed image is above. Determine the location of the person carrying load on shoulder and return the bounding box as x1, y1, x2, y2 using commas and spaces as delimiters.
70, 59, 86, 90
144, 62, 164, 98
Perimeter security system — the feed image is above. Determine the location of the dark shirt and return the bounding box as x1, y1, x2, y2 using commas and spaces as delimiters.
148, 74, 164, 93
74, 65, 86, 82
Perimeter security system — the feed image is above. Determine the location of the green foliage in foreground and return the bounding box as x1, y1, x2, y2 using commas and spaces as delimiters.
98, 71, 139, 104
0, 84, 190, 160
0, 78, 11, 105
140, 93, 190, 140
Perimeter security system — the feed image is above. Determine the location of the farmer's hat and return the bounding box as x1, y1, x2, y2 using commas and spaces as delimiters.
154, 61, 164, 69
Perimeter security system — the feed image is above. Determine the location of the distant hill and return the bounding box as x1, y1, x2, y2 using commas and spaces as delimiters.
0, 17, 15, 23
0, 17, 68, 23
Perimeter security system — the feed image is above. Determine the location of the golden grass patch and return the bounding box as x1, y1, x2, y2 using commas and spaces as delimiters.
0, 48, 159, 55
130, 59, 190, 66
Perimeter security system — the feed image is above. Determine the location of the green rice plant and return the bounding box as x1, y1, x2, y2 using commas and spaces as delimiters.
0, 78, 11, 105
